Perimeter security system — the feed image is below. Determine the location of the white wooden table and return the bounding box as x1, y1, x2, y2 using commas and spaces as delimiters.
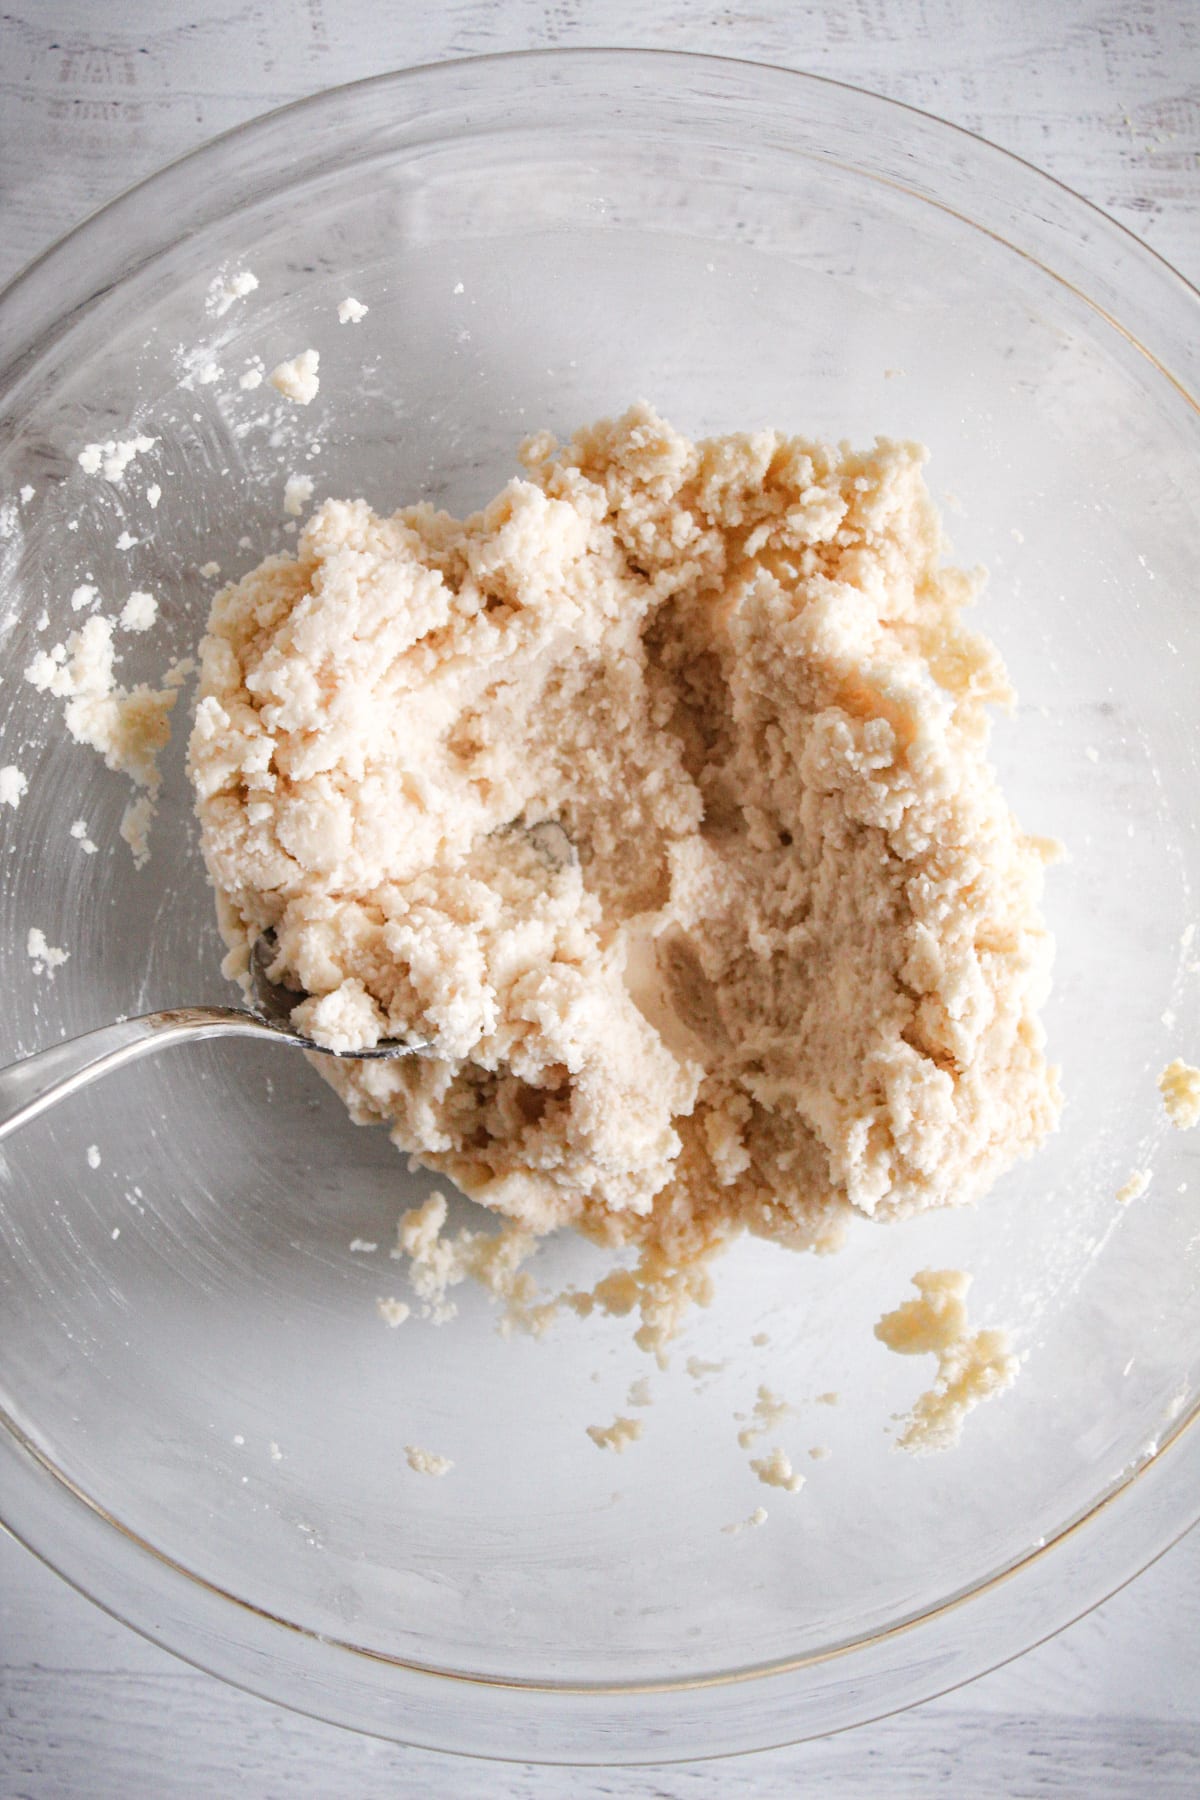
3, 3, 1198, 1793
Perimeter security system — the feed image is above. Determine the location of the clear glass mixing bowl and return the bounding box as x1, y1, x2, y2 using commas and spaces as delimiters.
1, 49, 1199, 1764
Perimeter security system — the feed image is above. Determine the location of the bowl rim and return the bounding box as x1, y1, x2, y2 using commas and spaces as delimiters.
2, 43, 1198, 1763
3, 44, 1198, 319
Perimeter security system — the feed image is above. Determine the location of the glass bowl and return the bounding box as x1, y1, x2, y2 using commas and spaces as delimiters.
1, 49, 1199, 1765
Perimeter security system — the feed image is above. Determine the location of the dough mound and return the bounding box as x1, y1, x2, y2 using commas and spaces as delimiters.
188, 405, 1060, 1259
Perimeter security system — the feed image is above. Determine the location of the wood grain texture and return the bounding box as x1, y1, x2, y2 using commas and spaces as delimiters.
2, 1, 1199, 1793
1, 0, 1197, 287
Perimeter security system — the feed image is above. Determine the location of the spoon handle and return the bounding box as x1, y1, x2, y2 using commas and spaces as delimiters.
0, 1008, 270, 1143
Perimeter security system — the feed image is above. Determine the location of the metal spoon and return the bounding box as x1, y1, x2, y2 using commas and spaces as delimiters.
0, 932, 423, 1144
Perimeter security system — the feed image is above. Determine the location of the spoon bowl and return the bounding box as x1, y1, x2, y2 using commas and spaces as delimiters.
0, 934, 424, 1144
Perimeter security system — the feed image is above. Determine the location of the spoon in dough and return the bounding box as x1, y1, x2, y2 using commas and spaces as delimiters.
0, 932, 424, 1144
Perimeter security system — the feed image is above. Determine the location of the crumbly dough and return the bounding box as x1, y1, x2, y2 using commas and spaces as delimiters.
27, 927, 68, 974
749, 1447, 804, 1492
0, 765, 27, 809
735, 1385, 792, 1450
376, 1296, 411, 1328
1116, 1169, 1151, 1205
207, 269, 258, 318
26, 614, 183, 868
189, 405, 1060, 1265
283, 474, 314, 517
874, 1268, 1020, 1453
269, 350, 320, 405
722, 1505, 768, 1535
119, 590, 158, 632
1158, 1059, 1200, 1129
77, 434, 155, 482
404, 1443, 453, 1477
585, 1414, 643, 1453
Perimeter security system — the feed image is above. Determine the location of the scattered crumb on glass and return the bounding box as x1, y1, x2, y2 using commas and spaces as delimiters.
405, 1443, 453, 1477
722, 1506, 768, 1536
119, 590, 158, 632
77, 435, 155, 482
1159, 1059, 1200, 1129
283, 473, 314, 517
750, 1448, 804, 1492
875, 1268, 1019, 1454
27, 927, 69, 974
206, 269, 258, 318
270, 349, 320, 405
0, 765, 28, 809
376, 1296, 411, 1328
736, 1385, 792, 1450
685, 1355, 726, 1382
586, 1415, 643, 1454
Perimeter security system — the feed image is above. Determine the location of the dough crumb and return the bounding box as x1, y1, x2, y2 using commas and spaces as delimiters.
70, 818, 98, 854
86, 1144, 101, 1169
337, 297, 369, 324
71, 583, 97, 612
404, 1443, 453, 1477
736, 1385, 793, 1450
0, 765, 28, 809
875, 1269, 1020, 1454
722, 1505, 768, 1535
391, 1191, 542, 1330
1116, 1169, 1152, 1205
750, 1330, 771, 1347
376, 1296, 411, 1328
77, 435, 155, 482
349, 1237, 378, 1253
283, 473, 314, 517
626, 1375, 653, 1408
239, 366, 264, 391
269, 1441, 283, 1462
146, 483, 162, 510
808, 1444, 832, 1461
586, 1415, 644, 1453
1159, 1059, 1200, 1130
685, 1355, 727, 1382
270, 349, 320, 405
120, 794, 157, 868
119, 590, 158, 632
815, 1392, 840, 1406
26, 614, 176, 868
206, 269, 259, 317
27, 927, 69, 974
750, 1447, 804, 1492
199, 561, 221, 579
19, 483, 34, 503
